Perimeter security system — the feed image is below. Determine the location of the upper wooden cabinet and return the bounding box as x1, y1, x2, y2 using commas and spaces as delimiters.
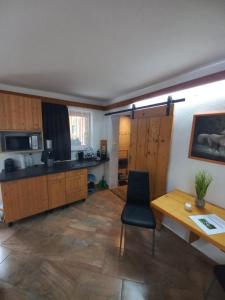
0, 92, 42, 131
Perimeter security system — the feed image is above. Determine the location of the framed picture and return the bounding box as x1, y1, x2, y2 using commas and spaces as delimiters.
189, 112, 225, 165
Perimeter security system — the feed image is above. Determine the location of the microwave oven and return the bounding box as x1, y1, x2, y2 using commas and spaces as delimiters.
0, 132, 42, 152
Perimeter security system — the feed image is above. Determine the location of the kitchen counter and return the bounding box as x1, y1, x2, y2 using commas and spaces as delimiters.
0, 159, 109, 182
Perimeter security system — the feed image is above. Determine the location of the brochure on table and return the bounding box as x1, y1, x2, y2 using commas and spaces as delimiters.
189, 214, 225, 235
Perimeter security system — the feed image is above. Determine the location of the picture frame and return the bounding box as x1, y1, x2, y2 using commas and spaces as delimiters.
189, 112, 225, 165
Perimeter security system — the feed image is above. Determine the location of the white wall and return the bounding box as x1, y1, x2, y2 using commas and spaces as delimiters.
164, 80, 225, 263
69, 107, 106, 182
0, 153, 26, 171
105, 80, 225, 263
167, 81, 225, 206
104, 115, 120, 188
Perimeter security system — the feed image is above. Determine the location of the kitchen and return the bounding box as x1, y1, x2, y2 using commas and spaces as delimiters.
0, 92, 108, 224
0, 1, 225, 298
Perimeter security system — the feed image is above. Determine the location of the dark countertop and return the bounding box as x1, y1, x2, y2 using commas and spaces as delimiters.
0, 159, 109, 182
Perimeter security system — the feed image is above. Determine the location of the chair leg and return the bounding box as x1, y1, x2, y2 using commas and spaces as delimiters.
204, 277, 216, 300
119, 224, 124, 256
152, 229, 155, 256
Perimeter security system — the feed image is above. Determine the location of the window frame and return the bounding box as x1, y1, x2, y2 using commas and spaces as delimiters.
68, 107, 92, 151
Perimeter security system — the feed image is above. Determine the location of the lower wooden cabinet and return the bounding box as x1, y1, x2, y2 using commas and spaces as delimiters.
66, 169, 88, 203
47, 173, 66, 209
1, 168, 88, 223
2, 176, 48, 223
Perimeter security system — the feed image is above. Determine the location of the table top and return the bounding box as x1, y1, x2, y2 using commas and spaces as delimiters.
151, 189, 225, 252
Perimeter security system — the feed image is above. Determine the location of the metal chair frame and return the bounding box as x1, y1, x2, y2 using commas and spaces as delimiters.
119, 223, 155, 256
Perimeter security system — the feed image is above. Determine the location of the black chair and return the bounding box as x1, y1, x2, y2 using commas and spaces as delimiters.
214, 265, 225, 292
120, 170, 156, 256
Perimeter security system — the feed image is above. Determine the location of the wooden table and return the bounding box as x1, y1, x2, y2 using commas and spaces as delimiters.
151, 189, 225, 252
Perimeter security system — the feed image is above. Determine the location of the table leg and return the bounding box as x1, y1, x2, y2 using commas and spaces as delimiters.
189, 231, 199, 243
153, 209, 163, 231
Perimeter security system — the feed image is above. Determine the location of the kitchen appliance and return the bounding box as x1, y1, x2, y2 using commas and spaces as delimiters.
0, 132, 42, 152
4, 158, 16, 173
78, 151, 84, 161
41, 139, 54, 167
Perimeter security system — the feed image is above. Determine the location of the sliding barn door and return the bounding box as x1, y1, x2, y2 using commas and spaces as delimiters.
129, 105, 173, 200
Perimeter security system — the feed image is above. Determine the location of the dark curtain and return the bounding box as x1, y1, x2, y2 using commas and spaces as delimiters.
42, 102, 71, 161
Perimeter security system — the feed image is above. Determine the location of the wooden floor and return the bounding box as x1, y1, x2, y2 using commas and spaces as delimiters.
0, 190, 224, 299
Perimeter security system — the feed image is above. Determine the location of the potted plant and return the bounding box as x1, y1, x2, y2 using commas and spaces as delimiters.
195, 170, 212, 208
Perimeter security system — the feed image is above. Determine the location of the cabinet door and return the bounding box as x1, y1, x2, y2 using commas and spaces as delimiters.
47, 173, 66, 209
66, 169, 87, 203
24, 98, 43, 131
0, 93, 25, 130
1, 181, 24, 222
0, 92, 42, 131
7, 94, 26, 130
31, 99, 42, 130
0, 94, 8, 130
1, 176, 48, 223
27, 176, 49, 214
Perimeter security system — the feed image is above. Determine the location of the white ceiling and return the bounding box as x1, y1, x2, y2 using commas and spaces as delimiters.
0, 0, 225, 103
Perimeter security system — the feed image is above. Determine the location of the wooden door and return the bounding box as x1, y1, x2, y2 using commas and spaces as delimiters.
129, 104, 173, 200
47, 173, 66, 209
65, 169, 88, 203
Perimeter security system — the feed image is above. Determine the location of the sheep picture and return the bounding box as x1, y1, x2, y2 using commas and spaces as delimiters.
197, 132, 225, 150
190, 114, 225, 163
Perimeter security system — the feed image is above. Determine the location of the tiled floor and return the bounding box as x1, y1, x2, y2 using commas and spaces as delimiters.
0, 190, 224, 299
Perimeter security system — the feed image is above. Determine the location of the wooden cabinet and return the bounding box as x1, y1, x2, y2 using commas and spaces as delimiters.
47, 173, 66, 209
1, 169, 88, 223
1, 176, 48, 223
0, 92, 42, 131
66, 169, 87, 203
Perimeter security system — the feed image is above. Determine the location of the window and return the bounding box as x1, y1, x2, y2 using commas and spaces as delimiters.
69, 109, 91, 150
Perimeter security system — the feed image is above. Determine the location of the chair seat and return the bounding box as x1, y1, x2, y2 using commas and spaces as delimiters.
214, 265, 225, 291
121, 204, 156, 229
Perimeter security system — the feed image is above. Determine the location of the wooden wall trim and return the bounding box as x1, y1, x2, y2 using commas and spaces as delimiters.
105, 70, 225, 110
41, 97, 105, 110
1, 70, 225, 112
0, 90, 105, 111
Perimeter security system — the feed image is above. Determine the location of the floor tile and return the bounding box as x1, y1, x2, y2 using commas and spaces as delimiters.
0, 190, 223, 300
121, 280, 151, 300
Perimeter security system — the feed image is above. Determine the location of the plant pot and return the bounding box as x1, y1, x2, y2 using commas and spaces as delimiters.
195, 197, 205, 209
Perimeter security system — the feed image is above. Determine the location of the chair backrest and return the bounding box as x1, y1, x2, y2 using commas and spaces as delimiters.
126, 170, 150, 206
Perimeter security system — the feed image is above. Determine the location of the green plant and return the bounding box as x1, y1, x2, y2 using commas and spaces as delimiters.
195, 170, 212, 200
